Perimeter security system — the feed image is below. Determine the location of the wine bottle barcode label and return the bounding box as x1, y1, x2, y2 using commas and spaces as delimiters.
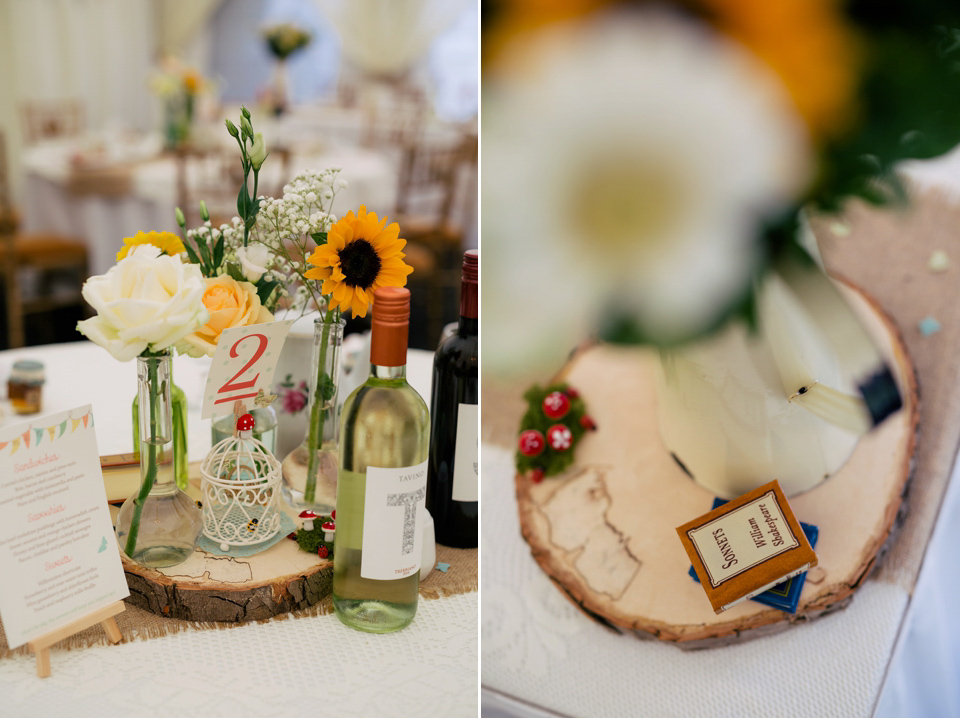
360, 459, 429, 581
452, 403, 479, 502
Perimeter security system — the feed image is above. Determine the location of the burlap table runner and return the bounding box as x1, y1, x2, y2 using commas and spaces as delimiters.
484, 186, 960, 599
0, 544, 476, 658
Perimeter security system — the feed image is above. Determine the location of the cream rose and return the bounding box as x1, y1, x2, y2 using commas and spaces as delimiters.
77, 245, 209, 361
236, 242, 273, 283
177, 275, 273, 357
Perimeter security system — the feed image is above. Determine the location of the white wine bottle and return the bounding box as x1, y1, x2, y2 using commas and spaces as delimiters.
333, 287, 430, 632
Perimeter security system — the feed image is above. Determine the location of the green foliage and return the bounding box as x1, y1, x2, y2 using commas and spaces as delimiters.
515, 383, 590, 478
256, 279, 279, 305
295, 514, 335, 557
811, 15, 960, 211
318, 372, 336, 402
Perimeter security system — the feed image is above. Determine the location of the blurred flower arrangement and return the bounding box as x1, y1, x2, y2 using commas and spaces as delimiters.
149, 57, 210, 149
262, 22, 313, 115
263, 23, 313, 60
483, 0, 960, 373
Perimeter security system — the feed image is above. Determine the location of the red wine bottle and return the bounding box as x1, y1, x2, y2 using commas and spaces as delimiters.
427, 250, 478, 548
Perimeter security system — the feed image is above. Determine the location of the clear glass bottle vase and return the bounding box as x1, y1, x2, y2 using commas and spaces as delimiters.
281, 316, 345, 511
117, 354, 202, 568
133, 368, 188, 490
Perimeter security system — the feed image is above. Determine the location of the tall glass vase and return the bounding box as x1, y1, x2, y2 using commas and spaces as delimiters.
281, 316, 345, 511
271, 59, 289, 116
133, 366, 188, 489
117, 354, 202, 568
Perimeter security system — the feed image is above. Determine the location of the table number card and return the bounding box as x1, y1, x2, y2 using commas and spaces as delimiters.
200, 319, 294, 420
0, 406, 129, 649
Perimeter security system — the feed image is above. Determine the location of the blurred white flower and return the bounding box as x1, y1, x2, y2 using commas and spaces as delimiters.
484, 12, 811, 375
236, 242, 273, 283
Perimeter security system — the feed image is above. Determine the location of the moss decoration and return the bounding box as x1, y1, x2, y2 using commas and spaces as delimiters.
295, 514, 335, 558
515, 382, 596, 481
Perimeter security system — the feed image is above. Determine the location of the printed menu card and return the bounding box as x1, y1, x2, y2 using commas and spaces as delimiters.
0, 406, 128, 649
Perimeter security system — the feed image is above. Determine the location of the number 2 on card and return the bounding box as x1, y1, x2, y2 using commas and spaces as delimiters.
214, 333, 268, 404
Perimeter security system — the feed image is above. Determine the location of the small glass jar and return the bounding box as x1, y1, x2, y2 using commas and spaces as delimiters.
8, 360, 45, 414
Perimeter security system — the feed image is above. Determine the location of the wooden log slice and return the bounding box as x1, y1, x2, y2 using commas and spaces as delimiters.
516, 284, 918, 648
121, 535, 331, 623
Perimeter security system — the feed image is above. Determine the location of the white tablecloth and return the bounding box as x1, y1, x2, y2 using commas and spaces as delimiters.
0, 340, 432, 460
480, 443, 914, 718
20, 136, 398, 278
0, 341, 476, 716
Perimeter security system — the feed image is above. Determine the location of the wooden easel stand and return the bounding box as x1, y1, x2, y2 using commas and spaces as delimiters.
26, 601, 125, 677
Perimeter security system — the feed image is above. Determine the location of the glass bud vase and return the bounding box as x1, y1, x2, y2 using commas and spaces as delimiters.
133, 372, 188, 490
117, 354, 202, 568
281, 317, 345, 512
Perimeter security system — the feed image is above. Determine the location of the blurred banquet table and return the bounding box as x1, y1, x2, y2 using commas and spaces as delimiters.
0, 341, 478, 718
481, 174, 960, 717
20, 134, 398, 278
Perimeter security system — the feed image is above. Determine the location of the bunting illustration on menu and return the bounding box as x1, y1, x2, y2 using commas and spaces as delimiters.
0, 411, 93, 453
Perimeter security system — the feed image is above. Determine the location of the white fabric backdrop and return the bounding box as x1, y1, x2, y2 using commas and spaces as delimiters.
0, 0, 156, 203
316, 0, 470, 77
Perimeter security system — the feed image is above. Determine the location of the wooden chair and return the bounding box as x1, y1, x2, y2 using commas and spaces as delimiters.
361, 86, 428, 151
21, 99, 86, 144
394, 130, 478, 345
0, 131, 89, 348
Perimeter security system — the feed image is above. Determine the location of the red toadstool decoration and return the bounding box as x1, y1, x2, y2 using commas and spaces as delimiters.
518, 429, 546, 457
299, 510, 318, 531
547, 424, 574, 451
237, 413, 255, 434
321, 520, 336, 542
542, 391, 571, 420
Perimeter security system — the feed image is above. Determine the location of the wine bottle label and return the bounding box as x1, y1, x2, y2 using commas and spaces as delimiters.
360, 459, 429, 581
452, 403, 479, 502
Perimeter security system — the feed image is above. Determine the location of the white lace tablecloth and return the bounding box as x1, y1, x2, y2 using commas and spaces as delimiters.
0, 342, 476, 716
20, 136, 398, 278
481, 444, 915, 718
1, 592, 478, 717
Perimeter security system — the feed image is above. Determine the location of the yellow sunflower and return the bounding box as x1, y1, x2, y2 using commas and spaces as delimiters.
117, 231, 185, 261
304, 206, 413, 318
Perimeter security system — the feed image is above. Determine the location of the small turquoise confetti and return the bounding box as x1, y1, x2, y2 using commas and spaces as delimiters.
436, 562, 450, 573
919, 317, 941, 336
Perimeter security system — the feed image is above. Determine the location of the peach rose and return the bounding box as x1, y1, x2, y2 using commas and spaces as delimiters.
177, 275, 273, 357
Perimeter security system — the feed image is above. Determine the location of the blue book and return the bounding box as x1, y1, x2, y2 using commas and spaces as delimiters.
688, 497, 820, 614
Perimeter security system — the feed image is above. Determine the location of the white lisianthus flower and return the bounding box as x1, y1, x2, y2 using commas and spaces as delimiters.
484, 12, 812, 375
249, 132, 267, 170
77, 245, 209, 361
236, 242, 273, 283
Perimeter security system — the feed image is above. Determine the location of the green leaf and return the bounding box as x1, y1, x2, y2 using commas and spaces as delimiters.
310, 232, 328, 245
257, 279, 279, 305
237, 185, 249, 220
225, 262, 246, 282
195, 235, 213, 271
318, 373, 336, 402
182, 241, 202, 268
213, 233, 224, 269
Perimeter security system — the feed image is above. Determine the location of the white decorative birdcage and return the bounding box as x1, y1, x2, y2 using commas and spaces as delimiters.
200, 428, 283, 552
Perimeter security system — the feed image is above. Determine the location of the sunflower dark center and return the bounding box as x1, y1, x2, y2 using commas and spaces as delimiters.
338, 239, 381, 289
